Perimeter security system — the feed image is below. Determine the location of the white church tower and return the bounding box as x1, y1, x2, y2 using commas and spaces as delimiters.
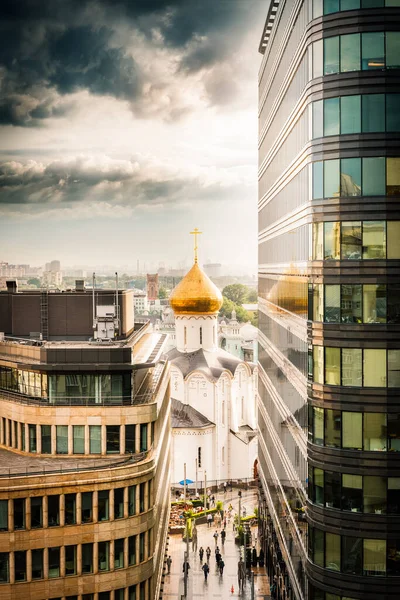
167, 230, 258, 486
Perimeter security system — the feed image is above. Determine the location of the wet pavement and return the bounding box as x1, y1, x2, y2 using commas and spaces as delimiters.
162, 488, 271, 599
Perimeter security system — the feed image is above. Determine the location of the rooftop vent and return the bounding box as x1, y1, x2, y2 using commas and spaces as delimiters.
75, 280, 85, 291
6, 280, 18, 293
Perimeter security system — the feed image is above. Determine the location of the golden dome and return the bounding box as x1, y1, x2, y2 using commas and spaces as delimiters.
169, 262, 223, 315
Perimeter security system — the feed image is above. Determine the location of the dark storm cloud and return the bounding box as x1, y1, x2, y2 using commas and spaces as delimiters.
0, 0, 258, 126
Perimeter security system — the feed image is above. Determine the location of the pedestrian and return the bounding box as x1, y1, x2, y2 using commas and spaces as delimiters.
206, 546, 211, 562
166, 555, 172, 574
211, 495, 215, 507
221, 529, 226, 545
202, 562, 210, 581
223, 482, 227, 494
242, 507, 247, 517
199, 546, 204, 562
228, 503, 233, 512
207, 513, 213, 528
216, 551, 221, 567
213, 530, 219, 545
215, 545, 220, 556
223, 517, 227, 528
219, 558, 225, 575
182, 561, 190, 576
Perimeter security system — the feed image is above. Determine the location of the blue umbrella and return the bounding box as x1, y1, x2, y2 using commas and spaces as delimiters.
179, 479, 194, 485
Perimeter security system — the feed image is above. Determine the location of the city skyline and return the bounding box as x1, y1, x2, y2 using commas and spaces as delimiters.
0, 0, 264, 268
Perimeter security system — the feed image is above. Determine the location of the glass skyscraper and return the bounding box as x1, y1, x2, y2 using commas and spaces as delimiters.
257, 2, 400, 599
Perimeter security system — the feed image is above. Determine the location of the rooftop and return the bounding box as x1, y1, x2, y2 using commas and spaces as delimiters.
259, 0, 280, 54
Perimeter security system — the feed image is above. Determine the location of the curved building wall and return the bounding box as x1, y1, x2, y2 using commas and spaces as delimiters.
258, 2, 400, 600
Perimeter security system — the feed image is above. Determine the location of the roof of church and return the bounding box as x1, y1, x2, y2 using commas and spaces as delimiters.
171, 398, 215, 428
231, 425, 257, 444
167, 346, 253, 380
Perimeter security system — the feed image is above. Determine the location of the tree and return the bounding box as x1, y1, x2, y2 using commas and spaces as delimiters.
158, 286, 167, 299
219, 296, 236, 319
222, 284, 248, 305
246, 288, 258, 303
27, 278, 40, 287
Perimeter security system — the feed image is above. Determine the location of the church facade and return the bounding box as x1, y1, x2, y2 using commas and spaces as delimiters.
166, 243, 258, 486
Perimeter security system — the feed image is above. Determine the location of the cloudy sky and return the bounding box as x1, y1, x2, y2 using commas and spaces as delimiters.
0, 0, 264, 271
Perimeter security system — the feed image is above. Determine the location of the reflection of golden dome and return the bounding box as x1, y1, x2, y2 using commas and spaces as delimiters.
170, 262, 223, 315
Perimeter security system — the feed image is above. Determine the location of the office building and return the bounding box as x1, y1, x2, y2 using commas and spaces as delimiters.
0, 282, 170, 600
257, 3, 400, 600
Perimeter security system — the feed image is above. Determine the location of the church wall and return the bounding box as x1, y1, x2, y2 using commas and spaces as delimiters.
175, 315, 218, 352
170, 365, 185, 401
229, 432, 254, 479
186, 372, 215, 424
171, 427, 214, 484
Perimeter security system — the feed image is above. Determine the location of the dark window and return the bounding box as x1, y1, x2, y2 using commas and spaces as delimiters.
65, 545, 77, 576
140, 532, 145, 562
31, 497, 43, 528
98, 490, 109, 521
140, 581, 146, 600
28, 424, 37, 452
13, 498, 25, 530
106, 425, 120, 454
342, 474, 362, 512
325, 471, 341, 509
48, 547, 60, 578
387, 539, 400, 575
0, 553, 9, 582
140, 482, 146, 512
65, 494, 76, 525
114, 488, 124, 519
115, 590, 125, 600
129, 485, 136, 515
114, 538, 124, 569
342, 536, 362, 574
388, 478, 400, 514
388, 285, 400, 324
0, 500, 8, 531
387, 94, 400, 131
140, 424, 148, 452
31, 549, 43, 579
125, 425, 135, 453
362, 94, 385, 132
129, 585, 137, 600
41, 425, 51, 454
129, 535, 137, 565
48, 495, 60, 527
82, 543, 93, 574
198, 446, 202, 468
14, 551, 26, 581
99, 594, 110, 600
81, 492, 93, 523
98, 541, 110, 571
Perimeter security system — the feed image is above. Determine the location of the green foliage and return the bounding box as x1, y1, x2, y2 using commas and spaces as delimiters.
27, 278, 41, 287
219, 297, 251, 323
246, 288, 258, 302
158, 286, 167, 299
254, 507, 258, 517
222, 283, 248, 305
216, 500, 223, 512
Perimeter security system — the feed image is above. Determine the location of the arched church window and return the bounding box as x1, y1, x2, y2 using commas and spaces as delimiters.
184, 326, 187, 346
198, 447, 202, 468
199, 327, 203, 345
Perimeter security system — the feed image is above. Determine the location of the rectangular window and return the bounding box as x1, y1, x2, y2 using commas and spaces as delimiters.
388, 478, 400, 515
313, 39, 323, 78
324, 222, 340, 259
313, 284, 324, 322
313, 346, 324, 384
325, 409, 341, 448
386, 32, 400, 69
98, 541, 110, 571
386, 94, 400, 131
363, 284, 386, 323
13, 498, 25, 530
363, 539, 386, 575
0, 553, 9, 583
341, 348, 362, 387
325, 470, 341, 510
341, 95, 361, 134
362, 32, 385, 70
324, 36, 340, 75
313, 0, 323, 16
115, 538, 125, 569
314, 468, 324, 505
313, 222, 324, 259
0, 500, 8, 531
128, 485, 136, 516
73, 425, 85, 454
65, 545, 77, 576
48, 547, 60, 578
21, 422, 25, 451
125, 424, 135, 453
342, 221, 362, 259
342, 536, 363, 574
314, 407, 324, 446
341, 158, 361, 196
31, 497, 42, 528
324, 159, 340, 198
362, 221, 386, 259
314, 528, 324, 567
342, 475, 362, 513
324, 97, 339, 136
56, 425, 68, 454
14, 550, 26, 581
363, 349, 387, 387
341, 34, 360, 72
313, 100, 324, 138
362, 94, 385, 132
81, 492, 93, 523
364, 412, 387, 451
98, 490, 109, 521
325, 285, 340, 323
82, 543, 93, 573
139, 532, 145, 562
106, 425, 120, 454
362, 157, 386, 196
140, 424, 148, 452
387, 539, 400, 576
388, 350, 400, 387
65, 493, 76, 525
364, 476, 386, 513
343, 412, 362, 449
387, 158, 400, 196
41, 425, 51, 454
388, 414, 400, 451
129, 535, 137, 565
114, 487, 124, 519
388, 222, 400, 259
89, 425, 101, 454
325, 347, 341, 386
313, 162, 324, 199
48, 495, 60, 527
341, 284, 362, 323
325, 533, 341, 571
198, 446, 202, 468
325, 0, 339, 12
28, 424, 37, 452
388, 284, 400, 324
140, 482, 146, 512
342, 0, 360, 7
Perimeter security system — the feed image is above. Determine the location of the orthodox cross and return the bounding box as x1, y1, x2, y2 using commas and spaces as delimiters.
190, 228, 202, 264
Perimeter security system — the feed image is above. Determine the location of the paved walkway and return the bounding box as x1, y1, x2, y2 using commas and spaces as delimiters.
162, 489, 271, 599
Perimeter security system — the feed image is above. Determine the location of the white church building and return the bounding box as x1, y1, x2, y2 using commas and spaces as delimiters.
166, 237, 258, 486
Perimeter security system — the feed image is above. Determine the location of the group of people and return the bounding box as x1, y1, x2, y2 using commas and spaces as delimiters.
198, 543, 225, 579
